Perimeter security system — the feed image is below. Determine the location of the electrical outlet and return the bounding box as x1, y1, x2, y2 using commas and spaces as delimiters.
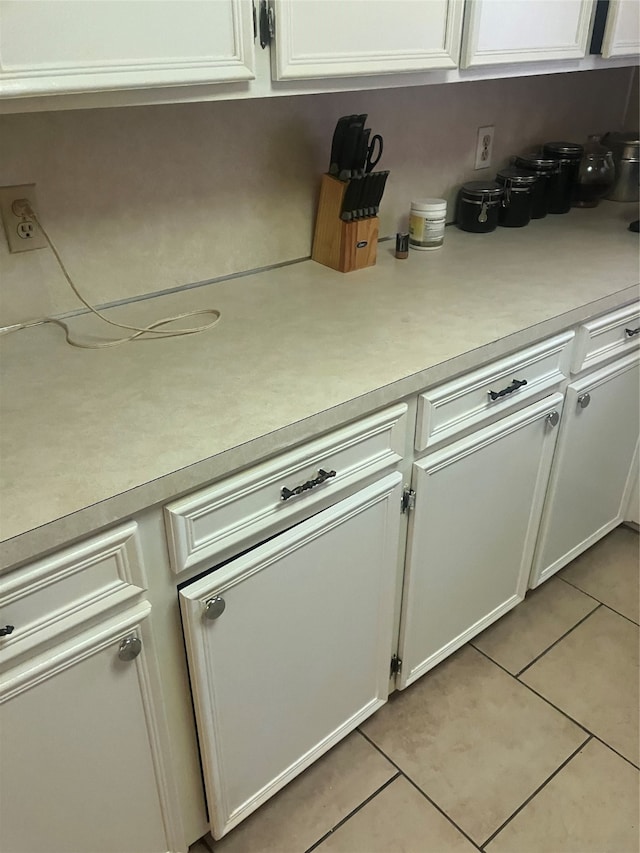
474, 125, 495, 170
0, 184, 47, 253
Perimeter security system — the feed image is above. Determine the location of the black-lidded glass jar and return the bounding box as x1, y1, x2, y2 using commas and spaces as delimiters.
513, 153, 560, 218
542, 141, 584, 214
457, 181, 504, 233
495, 167, 538, 228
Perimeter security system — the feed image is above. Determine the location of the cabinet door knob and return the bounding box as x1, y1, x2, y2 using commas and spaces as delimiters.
545, 410, 560, 428
578, 393, 591, 409
118, 635, 142, 661
205, 596, 226, 620
0, 625, 15, 637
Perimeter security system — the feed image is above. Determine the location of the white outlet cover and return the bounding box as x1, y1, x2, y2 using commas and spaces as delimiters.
474, 125, 495, 171
0, 183, 47, 253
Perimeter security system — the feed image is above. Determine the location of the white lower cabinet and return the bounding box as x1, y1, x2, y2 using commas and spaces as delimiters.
397, 395, 563, 689
179, 473, 402, 839
0, 602, 179, 853
530, 353, 640, 587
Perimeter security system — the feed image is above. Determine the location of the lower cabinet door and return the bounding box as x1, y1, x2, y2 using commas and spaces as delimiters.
179, 473, 402, 839
0, 603, 179, 853
397, 395, 563, 690
530, 353, 640, 587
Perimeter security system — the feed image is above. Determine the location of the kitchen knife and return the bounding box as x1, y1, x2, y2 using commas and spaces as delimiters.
340, 175, 365, 221
371, 170, 390, 214
329, 115, 357, 176
354, 128, 371, 176
358, 172, 377, 218
338, 114, 367, 181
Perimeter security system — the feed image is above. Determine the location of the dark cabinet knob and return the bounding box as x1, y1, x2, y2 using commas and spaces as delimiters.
1, 625, 15, 637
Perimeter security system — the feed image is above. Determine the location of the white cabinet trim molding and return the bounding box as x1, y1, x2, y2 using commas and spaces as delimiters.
165, 403, 407, 573
0, 522, 147, 663
0, 0, 256, 98
0, 602, 185, 853
601, 0, 640, 57
461, 0, 596, 68
272, 0, 464, 80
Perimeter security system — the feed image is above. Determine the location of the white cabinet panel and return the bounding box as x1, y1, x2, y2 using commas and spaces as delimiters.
601, 0, 640, 57
461, 0, 595, 67
271, 0, 464, 80
180, 473, 402, 838
0, 0, 255, 98
0, 603, 180, 853
530, 353, 640, 586
398, 395, 563, 689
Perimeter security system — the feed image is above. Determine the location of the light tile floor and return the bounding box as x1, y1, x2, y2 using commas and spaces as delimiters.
190, 525, 639, 853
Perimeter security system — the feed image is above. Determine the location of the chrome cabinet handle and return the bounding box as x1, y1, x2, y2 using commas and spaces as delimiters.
118, 635, 142, 661
0, 625, 15, 637
280, 468, 337, 501
488, 378, 528, 402
205, 596, 226, 620
578, 393, 591, 409
625, 327, 640, 337
546, 411, 560, 428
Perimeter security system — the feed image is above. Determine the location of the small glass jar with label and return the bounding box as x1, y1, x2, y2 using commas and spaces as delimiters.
409, 198, 447, 250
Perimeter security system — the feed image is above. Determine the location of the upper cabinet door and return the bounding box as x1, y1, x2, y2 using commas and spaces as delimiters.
461, 0, 595, 67
0, 0, 256, 99
271, 0, 465, 80
601, 0, 640, 57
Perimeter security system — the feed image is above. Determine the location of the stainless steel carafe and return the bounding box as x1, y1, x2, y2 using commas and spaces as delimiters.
602, 131, 640, 202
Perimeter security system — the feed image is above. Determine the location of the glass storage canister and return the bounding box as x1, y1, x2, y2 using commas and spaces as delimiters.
409, 198, 447, 250
457, 181, 503, 233
572, 135, 615, 207
542, 141, 584, 214
513, 153, 560, 218
495, 167, 538, 228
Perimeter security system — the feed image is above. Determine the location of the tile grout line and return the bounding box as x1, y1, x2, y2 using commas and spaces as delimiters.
357, 728, 484, 852
514, 603, 603, 678
303, 771, 400, 853
471, 646, 592, 736
479, 735, 593, 850
557, 576, 640, 627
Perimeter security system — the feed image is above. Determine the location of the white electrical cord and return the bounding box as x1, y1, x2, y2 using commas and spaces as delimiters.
2, 201, 221, 349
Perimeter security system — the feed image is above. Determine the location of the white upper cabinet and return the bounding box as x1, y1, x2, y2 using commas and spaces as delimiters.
461, 0, 595, 67
601, 0, 640, 57
270, 0, 465, 80
0, 0, 256, 99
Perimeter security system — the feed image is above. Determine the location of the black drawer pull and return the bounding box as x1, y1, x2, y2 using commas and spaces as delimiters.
281, 468, 337, 501
488, 378, 528, 402
625, 327, 640, 337
0, 625, 15, 637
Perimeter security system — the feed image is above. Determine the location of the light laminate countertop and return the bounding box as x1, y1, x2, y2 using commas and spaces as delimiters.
1, 202, 638, 569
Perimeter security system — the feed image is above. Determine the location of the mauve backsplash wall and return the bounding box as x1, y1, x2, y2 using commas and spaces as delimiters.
0, 67, 635, 326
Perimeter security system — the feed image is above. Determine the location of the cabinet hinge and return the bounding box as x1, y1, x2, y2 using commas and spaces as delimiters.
259, 0, 275, 48
401, 487, 415, 514
390, 654, 402, 676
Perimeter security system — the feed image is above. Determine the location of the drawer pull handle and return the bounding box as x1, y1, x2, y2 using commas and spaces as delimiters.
625, 327, 640, 337
281, 468, 337, 501
118, 635, 142, 662
0, 625, 15, 637
488, 378, 528, 402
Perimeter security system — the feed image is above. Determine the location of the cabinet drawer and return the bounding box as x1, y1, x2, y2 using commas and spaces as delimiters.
0, 523, 146, 664
415, 332, 573, 451
165, 403, 408, 574
571, 302, 640, 374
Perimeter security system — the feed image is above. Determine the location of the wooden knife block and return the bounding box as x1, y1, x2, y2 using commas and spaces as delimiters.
312, 174, 379, 273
